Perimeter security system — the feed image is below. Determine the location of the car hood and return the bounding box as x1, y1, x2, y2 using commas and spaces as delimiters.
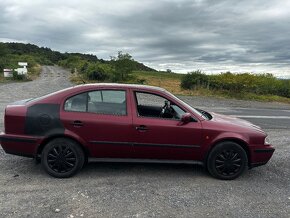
209, 112, 265, 134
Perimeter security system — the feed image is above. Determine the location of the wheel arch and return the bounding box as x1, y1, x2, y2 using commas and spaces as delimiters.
36, 134, 89, 160
204, 137, 250, 166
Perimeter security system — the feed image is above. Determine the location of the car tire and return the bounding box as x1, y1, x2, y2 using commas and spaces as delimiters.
41, 138, 85, 178
207, 141, 248, 180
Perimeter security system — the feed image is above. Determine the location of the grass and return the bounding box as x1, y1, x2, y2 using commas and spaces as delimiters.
70, 72, 88, 84
133, 71, 189, 94
27, 64, 41, 80
0, 64, 41, 83
0, 74, 15, 83
70, 70, 290, 104
133, 71, 290, 103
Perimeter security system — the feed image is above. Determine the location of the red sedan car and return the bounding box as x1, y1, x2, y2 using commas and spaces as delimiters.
0, 84, 274, 179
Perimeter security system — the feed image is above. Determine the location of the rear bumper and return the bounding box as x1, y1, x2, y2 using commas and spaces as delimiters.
249, 145, 275, 169
0, 132, 40, 157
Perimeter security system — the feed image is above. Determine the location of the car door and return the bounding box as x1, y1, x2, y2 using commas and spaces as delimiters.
131, 90, 203, 160
61, 88, 134, 158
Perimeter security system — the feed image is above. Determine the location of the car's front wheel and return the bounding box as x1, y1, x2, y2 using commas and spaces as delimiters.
207, 141, 248, 180
41, 138, 85, 178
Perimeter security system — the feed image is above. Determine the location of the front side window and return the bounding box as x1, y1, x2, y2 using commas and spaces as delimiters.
65, 90, 126, 115
135, 92, 186, 119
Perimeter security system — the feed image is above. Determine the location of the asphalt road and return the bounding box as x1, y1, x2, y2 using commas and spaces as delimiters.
0, 66, 289, 218
205, 107, 290, 129
179, 96, 290, 130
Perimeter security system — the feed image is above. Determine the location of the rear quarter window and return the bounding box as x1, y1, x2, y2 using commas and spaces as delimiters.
64, 92, 87, 112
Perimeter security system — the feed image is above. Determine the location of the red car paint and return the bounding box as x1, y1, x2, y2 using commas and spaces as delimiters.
0, 84, 274, 168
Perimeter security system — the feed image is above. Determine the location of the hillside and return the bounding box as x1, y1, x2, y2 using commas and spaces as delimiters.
1, 42, 289, 103
0, 42, 156, 81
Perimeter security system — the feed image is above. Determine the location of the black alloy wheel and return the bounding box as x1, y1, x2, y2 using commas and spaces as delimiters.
215, 149, 242, 176
207, 141, 248, 180
41, 138, 85, 178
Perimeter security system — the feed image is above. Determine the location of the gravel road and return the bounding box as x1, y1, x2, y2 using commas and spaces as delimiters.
0, 66, 289, 218
0, 66, 71, 130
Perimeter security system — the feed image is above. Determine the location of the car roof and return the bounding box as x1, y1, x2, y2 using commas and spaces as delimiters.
74, 83, 166, 92
30, 83, 167, 104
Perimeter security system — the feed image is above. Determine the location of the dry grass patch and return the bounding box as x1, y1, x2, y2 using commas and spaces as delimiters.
27, 64, 41, 80
69, 70, 290, 104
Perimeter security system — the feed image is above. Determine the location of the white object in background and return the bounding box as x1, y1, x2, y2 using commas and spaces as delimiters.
18, 62, 28, 67
3, 69, 13, 77
16, 62, 28, 75
16, 68, 28, 75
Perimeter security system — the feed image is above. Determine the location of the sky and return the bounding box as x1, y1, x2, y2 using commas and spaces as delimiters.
0, 0, 290, 78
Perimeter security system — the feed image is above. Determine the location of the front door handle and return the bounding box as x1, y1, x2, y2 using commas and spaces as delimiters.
136, 125, 148, 131
71, 120, 83, 127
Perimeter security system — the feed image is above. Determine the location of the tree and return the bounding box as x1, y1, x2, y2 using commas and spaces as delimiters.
112, 51, 136, 81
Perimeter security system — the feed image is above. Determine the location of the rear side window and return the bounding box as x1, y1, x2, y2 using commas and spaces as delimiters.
64, 90, 127, 115
64, 92, 87, 112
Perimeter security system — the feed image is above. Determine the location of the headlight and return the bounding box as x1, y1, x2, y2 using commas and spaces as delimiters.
264, 136, 270, 145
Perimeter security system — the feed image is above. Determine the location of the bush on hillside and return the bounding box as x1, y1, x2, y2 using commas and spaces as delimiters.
181, 70, 209, 90
181, 71, 290, 98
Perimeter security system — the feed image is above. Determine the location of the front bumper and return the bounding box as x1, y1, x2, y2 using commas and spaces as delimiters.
249, 144, 275, 169
0, 132, 39, 157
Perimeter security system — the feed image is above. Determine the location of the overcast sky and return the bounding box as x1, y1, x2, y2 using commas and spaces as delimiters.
1, 0, 290, 77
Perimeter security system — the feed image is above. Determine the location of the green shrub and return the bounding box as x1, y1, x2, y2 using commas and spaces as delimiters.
136, 78, 146, 84
181, 71, 290, 98
181, 70, 209, 90
12, 72, 26, 80
87, 70, 108, 81
86, 65, 109, 81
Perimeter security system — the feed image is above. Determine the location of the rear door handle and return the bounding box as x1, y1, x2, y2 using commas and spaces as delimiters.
71, 120, 83, 127
136, 125, 148, 131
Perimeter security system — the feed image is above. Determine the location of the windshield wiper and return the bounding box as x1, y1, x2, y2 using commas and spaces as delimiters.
195, 108, 212, 120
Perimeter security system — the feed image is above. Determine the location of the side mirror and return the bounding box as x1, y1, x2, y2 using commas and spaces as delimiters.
181, 113, 192, 124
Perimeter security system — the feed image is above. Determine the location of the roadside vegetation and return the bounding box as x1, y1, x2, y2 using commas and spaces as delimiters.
59, 51, 155, 84
0, 43, 46, 82
0, 43, 154, 83
0, 42, 289, 103
71, 69, 290, 103
180, 71, 290, 103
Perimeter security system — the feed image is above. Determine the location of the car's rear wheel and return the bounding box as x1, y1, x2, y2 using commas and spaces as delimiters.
41, 138, 84, 178
207, 141, 248, 180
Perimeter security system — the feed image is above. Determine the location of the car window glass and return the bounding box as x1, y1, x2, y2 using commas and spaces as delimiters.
171, 105, 186, 119
64, 92, 87, 112
135, 92, 185, 119
88, 90, 126, 115
136, 92, 165, 107
102, 90, 125, 103
65, 90, 126, 115
89, 90, 102, 102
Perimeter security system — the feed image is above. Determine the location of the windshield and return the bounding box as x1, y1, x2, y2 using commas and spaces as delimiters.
164, 90, 209, 120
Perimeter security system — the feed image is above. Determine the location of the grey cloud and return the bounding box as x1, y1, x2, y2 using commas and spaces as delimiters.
0, 0, 290, 77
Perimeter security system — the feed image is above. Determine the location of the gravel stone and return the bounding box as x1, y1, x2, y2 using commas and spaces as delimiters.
0, 66, 289, 218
